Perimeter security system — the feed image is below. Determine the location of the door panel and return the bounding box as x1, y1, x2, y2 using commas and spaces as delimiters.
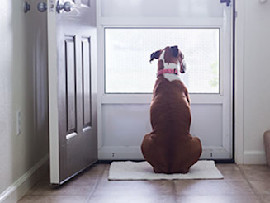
48, 0, 97, 184
82, 37, 92, 129
65, 36, 77, 136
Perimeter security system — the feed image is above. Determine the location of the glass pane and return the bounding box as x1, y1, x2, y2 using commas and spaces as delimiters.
105, 28, 219, 94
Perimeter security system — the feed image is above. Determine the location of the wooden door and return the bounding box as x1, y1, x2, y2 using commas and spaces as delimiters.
48, 0, 97, 185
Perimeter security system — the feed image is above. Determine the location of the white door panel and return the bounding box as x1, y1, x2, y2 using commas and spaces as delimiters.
102, 105, 152, 147
100, 103, 228, 160
190, 104, 223, 147
97, 0, 233, 160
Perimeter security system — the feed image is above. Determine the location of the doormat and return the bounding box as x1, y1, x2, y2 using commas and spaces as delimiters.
108, 160, 223, 180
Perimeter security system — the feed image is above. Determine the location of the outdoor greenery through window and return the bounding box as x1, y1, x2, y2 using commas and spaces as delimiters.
105, 28, 220, 94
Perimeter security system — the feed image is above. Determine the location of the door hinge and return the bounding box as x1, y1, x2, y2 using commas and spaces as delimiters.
234, 11, 238, 18
220, 0, 231, 7
48, 0, 55, 12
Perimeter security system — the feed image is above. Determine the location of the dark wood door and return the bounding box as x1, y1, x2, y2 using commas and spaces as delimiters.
48, 0, 97, 185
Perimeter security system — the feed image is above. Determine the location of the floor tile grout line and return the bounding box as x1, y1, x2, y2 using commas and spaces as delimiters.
85, 165, 108, 202
19, 163, 268, 203
238, 165, 264, 203
172, 180, 178, 203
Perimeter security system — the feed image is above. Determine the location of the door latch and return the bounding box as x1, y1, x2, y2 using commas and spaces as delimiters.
220, 0, 231, 7
56, 1, 72, 13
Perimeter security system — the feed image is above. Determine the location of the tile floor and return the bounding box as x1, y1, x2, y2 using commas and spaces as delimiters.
18, 163, 270, 203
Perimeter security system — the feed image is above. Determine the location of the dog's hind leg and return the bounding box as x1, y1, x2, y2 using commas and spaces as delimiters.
185, 136, 202, 170
141, 133, 168, 173
141, 133, 155, 162
191, 136, 202, 163
172, 135, 202, 173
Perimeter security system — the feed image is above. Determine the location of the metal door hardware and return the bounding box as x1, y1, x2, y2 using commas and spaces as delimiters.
56, 1, 72, 13
37, 2, 47, 12
220, 0, 231, 7
24, 1, 30, 13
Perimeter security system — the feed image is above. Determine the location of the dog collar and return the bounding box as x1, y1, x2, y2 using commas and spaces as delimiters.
157, 52, 179, 77
158, 50, 187, 74
157, 68, 178, 77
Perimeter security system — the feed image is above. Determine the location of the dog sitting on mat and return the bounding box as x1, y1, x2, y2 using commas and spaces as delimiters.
141, 45, 202, 174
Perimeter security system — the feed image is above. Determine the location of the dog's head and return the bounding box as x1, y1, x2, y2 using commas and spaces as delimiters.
149, 45, 186, 73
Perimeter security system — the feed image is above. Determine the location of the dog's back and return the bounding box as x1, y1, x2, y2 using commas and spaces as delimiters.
151, 77, 191, 136
141, 77, 202, 174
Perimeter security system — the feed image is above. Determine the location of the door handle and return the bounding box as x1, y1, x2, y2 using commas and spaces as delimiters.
56, 1, 72, 13
37, 2, 47, 12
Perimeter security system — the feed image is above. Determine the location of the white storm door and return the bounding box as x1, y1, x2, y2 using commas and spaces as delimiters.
48, 0, 98, 185
97, 0, 234, 160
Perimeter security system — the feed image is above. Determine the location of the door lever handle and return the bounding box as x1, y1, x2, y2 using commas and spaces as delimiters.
56, 1, 72, 13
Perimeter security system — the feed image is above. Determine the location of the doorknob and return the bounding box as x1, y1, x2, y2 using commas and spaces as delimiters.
37, 2, 47, 12
56, 1, 72, 13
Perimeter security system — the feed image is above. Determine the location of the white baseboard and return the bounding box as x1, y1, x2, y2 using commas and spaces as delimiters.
98, 146, 144, 160
243, 150, 266, 164
98, 146, 232, 160
0, 154, 49, 203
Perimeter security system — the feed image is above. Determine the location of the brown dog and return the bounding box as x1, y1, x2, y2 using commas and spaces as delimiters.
141, 46, 202, 174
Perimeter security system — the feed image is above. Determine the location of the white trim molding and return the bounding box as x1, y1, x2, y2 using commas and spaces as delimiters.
0, 155, 48, 203
47, 2, 60, 184
234, 0, 245, 164
244, 151, 266, 164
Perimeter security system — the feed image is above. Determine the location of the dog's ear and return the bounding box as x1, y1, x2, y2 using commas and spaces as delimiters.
149, 50, 162, 63
171, 45, 178, 58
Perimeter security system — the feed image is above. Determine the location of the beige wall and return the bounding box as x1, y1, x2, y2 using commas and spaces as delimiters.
0, 0, 48, 196
235, 0, 270, 164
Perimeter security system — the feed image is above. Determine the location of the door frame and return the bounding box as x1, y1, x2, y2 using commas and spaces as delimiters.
47, 3, 60, 183
234, 0, 244, 164
96, 1, 235, 161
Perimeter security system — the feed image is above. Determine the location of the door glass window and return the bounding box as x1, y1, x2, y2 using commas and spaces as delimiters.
105, 28, 220, 94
